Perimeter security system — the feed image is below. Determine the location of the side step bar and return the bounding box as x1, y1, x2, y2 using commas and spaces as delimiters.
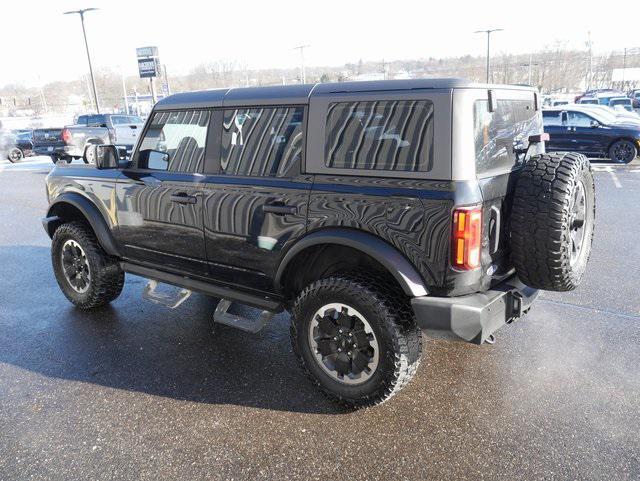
213, 300, 275, 333
121, 262, 284, 313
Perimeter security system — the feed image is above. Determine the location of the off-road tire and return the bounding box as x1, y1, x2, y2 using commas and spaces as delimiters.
51, 221, 124, 309
290, 274, 422, 409
608, 140, 637, 164
511, 152, 595, 291
8, 147, 24, 163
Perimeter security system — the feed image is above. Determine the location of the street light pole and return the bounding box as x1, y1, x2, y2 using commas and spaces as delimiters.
475, 28, 503, 83
64, 8, 100, 113
293, 45, 310, 84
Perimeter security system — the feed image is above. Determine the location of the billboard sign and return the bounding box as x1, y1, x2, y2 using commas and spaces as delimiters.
137, 46, 160, 79
138, 58, 159, 78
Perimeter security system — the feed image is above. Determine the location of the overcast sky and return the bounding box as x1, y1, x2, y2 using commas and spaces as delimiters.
2, 0, 638, 87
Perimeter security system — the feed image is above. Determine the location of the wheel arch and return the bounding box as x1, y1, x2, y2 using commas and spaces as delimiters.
275, 228, 429, 299
607, 137, 639, 152
44, 193, 120, 257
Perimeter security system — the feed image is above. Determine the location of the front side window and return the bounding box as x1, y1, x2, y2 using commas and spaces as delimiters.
324, 100, 434, 172
111, 115, 144, 125
542, 110, 562, 126
567, 112, 594, 127
221, 106, 304, 176
474, 98, 541, 176
137, 110, 210, 173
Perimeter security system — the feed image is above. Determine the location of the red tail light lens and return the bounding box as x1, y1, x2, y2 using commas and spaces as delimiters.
452, 207, 482, 270
61, 128, 72, 145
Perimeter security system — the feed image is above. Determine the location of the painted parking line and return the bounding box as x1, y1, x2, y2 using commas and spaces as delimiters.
604, 166, 622, 188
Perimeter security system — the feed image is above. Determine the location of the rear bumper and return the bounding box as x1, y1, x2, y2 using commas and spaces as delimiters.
411, 276, 539, 344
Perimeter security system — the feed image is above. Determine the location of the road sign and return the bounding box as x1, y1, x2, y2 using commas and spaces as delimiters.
138, 58, 159, 78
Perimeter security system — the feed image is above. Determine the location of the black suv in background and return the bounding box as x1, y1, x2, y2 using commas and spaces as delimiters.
42, 80, 595, 408
543, 105, 640, 163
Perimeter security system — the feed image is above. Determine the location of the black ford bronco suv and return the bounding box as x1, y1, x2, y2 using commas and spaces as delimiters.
42, 79, 595, 408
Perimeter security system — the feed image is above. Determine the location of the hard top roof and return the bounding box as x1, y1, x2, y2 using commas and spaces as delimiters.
154, 78, 536, 110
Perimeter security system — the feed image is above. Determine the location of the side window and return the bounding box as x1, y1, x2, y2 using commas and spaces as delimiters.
221, 106, 304, 176
542, 110, 562, 126
567, 112, 593, 128
137, 110, 210, 173
324, 100, 434, 172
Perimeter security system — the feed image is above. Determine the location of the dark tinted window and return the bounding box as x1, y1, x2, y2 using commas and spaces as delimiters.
324, 100, 434, 171
474, 99, 541, 176
221, 106, 303, 176
137, 110, 210, 173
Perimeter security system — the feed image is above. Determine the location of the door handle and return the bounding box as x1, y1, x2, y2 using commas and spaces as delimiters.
170, 192, 197, 204
263, 203, 297, 215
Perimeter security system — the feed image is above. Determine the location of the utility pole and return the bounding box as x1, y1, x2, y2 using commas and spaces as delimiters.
64, 8, 100, 113
381, 58, 388, 80
586, 31, 593, 90
622, 47, 627, 85
121, 70, 129, 115
475, 28, 503, 83
163, 64, 171, 95
293, 45, 310, 84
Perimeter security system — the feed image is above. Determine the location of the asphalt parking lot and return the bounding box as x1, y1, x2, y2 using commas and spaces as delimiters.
0, 157, 639, 480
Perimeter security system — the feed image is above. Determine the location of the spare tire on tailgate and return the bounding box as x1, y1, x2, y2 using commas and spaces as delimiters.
510, 152, 595, 291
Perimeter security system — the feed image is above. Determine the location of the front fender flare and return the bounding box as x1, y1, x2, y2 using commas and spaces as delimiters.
44, 192, 120, 257
275, 228, 428, 297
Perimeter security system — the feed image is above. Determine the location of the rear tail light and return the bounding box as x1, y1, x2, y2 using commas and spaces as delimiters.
61, 128, 72, 145
452, 206, 482, 270
108, 128, 117, 143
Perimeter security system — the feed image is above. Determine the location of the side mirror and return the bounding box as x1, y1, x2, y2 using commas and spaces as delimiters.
590, 120, 599, 128
84, 144, 119, 169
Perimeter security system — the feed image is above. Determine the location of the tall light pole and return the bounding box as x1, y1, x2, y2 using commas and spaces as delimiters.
293, 45, 310, 84
475, 28, 503, 83
64, 8, 100, 113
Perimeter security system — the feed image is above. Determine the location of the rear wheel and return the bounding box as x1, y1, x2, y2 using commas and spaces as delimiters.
609, 140, 637, 163
290, 274, 422, 408
7, 147, 24, 163
51, 221, 124, 309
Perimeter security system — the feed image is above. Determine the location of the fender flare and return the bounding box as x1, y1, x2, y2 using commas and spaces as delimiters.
275, 228, 428, 297
44, 192, 121, 257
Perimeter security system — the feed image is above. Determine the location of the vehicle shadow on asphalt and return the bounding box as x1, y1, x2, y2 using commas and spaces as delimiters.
0, 245, 345, 415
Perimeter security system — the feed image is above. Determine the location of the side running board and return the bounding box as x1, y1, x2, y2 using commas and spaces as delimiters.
213, 299, 275, 333
142, 280, 192, 309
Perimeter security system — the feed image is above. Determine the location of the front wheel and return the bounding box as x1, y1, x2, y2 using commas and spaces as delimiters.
51, 221, 125, 309
290, 275, 422, 408
609, 140, 637, 163
8, 147, 24, 163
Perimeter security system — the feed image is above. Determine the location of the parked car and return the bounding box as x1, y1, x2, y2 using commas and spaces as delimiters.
42, 80, 595, 408
31, 114, 143, 163
628, 89, 640, 108
543, 106, 640, 162
577, 97, 599, 105
609, 97, 635, 112
0, 129, 34, 162
32, 128, 69, 162
575, 88, 624, 103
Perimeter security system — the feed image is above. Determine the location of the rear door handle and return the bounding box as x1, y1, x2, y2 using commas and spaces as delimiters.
170, 192, 197, 204
263, 203, 297, 215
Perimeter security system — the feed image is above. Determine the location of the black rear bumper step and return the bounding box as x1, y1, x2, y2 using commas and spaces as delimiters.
120, 262, 284, 313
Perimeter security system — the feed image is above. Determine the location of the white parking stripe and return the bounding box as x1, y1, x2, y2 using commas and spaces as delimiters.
605, 166, 622, 188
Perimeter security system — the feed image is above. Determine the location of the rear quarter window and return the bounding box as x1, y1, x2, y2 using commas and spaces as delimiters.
324, 100, 434, 172
474, 99, 541, 177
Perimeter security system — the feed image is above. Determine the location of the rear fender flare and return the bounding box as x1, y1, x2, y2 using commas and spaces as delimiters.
275, 228, 428, 297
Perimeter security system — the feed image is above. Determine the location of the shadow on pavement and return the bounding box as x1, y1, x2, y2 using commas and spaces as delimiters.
0, 245, 344, 415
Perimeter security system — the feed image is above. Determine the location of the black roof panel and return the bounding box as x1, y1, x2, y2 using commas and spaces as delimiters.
154, 79, 535, 110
